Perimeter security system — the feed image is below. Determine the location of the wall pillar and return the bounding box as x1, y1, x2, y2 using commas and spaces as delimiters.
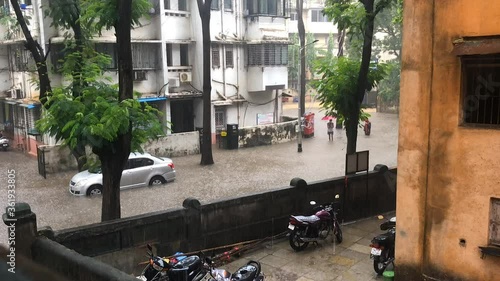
395, 0, 435, 280
2, 202, 37, 259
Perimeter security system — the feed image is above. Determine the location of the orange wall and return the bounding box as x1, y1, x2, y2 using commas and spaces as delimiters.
397, 0, 500, 280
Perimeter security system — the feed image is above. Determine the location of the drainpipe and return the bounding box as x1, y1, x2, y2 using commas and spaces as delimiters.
221, 1, 226, 100
36, 0, 45, 53
235, 0, 241, 125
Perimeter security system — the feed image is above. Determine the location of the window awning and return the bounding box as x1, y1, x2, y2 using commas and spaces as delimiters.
138, 97, 167, 102
453, 36, 500, 56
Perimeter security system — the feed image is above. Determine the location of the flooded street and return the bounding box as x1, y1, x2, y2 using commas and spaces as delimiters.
0, 107, 398, 246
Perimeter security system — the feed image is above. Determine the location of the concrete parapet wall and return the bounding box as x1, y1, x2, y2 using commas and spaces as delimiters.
238, 120, 298, 148
31, 237, 138, 281
50, 167, 396, 275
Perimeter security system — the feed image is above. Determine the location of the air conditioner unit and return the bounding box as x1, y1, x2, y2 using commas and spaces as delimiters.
133, 70, 147, 81
179, 72, 192, 83
169, 78, 180, 88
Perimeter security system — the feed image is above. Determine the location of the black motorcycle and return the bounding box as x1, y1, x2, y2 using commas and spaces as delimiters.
369, 217, 396, 275
138, 245, 203, 281
138, 244, 264, 281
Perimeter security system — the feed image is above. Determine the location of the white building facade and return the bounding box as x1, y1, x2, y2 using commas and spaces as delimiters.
0, 0, 291, 155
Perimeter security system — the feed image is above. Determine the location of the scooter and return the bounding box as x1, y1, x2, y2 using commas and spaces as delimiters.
370, 217, 396, 275
194, 258, 264, 281
288, 199, 343, 251
0, 137, 9, 151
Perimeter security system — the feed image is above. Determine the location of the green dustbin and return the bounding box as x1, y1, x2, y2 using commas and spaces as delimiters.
383, 270, 395, 281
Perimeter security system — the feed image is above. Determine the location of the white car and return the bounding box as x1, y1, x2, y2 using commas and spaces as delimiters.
69, 153, 176, 196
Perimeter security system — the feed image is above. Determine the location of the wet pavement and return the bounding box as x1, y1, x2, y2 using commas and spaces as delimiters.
0, 103, 398, 251
222, 212, 396, 281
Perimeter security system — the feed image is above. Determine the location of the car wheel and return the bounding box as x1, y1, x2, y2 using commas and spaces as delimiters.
86, 185, 103, 196
149, 176, 166, 186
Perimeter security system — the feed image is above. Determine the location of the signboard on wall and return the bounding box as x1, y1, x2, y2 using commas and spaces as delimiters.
257, 113, 274, 125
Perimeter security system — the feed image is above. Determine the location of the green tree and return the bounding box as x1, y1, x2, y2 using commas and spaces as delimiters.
323, 0, 393, 154
313, 57, 386, 131
288, 33, 300, 83
305, 33, 317, 75
196, 0, 214, 165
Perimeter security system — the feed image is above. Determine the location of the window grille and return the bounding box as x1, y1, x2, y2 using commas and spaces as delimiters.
132, 43, 160, 70
212, 44, 220, 68
225, 45, 234, 68
224, 0, 232, 11
311, 9, 328, 22
248, 44, 288, 67
211, 0, 219, 10
490, 198, 500, 246
461, 55, 500, 126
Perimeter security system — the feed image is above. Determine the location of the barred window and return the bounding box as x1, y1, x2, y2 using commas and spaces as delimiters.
247, 0, 286, 17
461, 55, 500, 126
132, 43, 160, 70
95, 43, 117, 70
178, 0, 187, 11
247, 44, 288, 67
212, 44, 220, 68
211, 0, 219, 10
224, 0, 232, 11
9, 45, 35, 72
225, 45, 234, 68
490, 198, 500, 246
311, 9, 328, 22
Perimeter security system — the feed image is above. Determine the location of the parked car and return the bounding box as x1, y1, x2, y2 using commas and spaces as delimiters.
69, 153, 176, 196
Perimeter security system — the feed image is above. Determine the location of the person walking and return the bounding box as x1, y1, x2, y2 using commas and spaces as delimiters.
327, 119, 334, 141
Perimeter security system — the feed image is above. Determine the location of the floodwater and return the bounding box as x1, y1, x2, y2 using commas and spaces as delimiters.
0, 107, 398, 246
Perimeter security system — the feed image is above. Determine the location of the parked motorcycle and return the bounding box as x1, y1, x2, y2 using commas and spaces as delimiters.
138, 244, 264, 281
288, 200, 343, 251
370, 216, 396, 275
137, 245, 203, 281
0, 137, 9, 151
194, 258, 264, 281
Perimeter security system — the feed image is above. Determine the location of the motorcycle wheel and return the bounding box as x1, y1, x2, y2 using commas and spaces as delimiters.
289, 229, 309, 251
334, 221, 343, 244
373, 250, 388, 275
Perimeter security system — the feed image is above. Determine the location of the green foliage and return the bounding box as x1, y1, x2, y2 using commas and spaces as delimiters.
288, 33, 299, 83
312, 57, 386, 124
305, 33, 317, 74
36, 82, 164, 154
0, 13, 30, 40
377, 61, 400, 103
80, 0, 151, 33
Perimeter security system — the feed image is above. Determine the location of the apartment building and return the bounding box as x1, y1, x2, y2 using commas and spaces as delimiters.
0, 0, 291, 155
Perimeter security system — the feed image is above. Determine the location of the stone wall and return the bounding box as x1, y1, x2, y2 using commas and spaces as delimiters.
143, 131, 200, 157
238, 120, 298, 148
38, 145, 78, 173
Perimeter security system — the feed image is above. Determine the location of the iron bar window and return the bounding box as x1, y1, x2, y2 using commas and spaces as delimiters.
461, 55, 500, 127
212, 44, 220, 68
247, 44, 288, 66
225, 45, 234, 68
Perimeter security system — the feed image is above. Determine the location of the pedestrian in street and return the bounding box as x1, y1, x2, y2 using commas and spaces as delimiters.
364, 119, 372, 136
327, 119, 334, 141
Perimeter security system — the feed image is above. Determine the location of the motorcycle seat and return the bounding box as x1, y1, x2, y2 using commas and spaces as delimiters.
291, 215, 320, 223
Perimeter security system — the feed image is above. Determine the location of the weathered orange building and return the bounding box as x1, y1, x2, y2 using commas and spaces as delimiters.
396, 1, 500, 280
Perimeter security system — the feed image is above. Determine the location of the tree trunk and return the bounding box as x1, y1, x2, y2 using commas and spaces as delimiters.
346, 0, 376, 155
9, 0, 51, 105
71, 143, 87, 172
99, 0, 133, 222
337, 28, 346, 57
198, 0, 214, 165
297, 0, 306, 117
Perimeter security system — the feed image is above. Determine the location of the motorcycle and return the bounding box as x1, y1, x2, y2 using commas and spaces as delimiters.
137, 245, 203, 281
0, 137, 9, 151
194, 258, 264, 281
288, 200, 343, 251
138, 244, 264, 281
370, 216, 396, 275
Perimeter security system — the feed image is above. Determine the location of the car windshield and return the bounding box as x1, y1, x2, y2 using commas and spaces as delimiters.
88, 166, 102, 174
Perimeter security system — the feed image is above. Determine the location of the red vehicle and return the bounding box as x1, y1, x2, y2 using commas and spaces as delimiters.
287, 200, 343, 251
